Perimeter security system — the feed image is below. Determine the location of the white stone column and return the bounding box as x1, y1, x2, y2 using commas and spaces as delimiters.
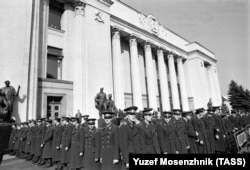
39, 0, 49, 78
129, 36, 143, 110
207, 65, 217, 105
144, 42, 157, 110
177, 57, 189, 111
111, 28, 124, 110
157, 48, 170, 111
213, 66, 222, 106
168, 53, 180, 110
73, 1, 86, 114
28, 0, 41, 120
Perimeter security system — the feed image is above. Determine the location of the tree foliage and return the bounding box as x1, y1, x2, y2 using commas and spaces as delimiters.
228, 80, 250, 111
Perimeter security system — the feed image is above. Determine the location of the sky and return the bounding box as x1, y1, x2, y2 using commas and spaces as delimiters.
122, 0, 250, 95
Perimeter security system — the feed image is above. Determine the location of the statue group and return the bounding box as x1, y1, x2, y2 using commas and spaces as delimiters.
0, 80, 20, 122
94, 87, 117, 118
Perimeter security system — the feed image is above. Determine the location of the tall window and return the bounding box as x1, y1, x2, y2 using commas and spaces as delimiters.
47, 46, 63, 79
49, 1, 64, 30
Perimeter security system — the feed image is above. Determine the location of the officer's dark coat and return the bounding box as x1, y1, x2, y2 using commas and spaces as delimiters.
138, 120, 161, 154
42, 125, 54, 159
8, 128, 15, 150
30, 126, 37, 155
52, 125, 62, 162
69, 126, 85, 169
60, 124, 73, 164
25, 127, 31, 153
191, 117, 209, 154
119, 119, 140, 168
238, 115, 247, 128
99, 123, 121, 170
157, 119, 176, 154
222, 117, 237, 153
20, 127, 27, 153
184, 118, 198, 154
35, 125, 43, 157
18, 128, 23, 152
203, 115, 215, 153
229, 115, 239, 130
14, 129, 21, 151
84, 126, 101, 170
213, 115, 226, 152
170, 118, 188, 154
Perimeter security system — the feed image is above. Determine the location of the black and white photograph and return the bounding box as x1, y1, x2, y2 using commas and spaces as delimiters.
0, 0, 249, 169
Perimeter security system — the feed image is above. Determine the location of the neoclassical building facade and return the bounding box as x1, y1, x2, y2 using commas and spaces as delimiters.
0, 0, 222, 122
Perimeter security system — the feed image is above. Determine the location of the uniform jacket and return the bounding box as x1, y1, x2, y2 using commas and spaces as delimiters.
119, 119, 140, 164
99, 123, 121, 170
157, 119, 176, 154
170, 118, 188, 154
183, 118, 198, 154
69, 126, 85, 169
138, 120, 160, 154
42, 125, 54, 158
52, 125, 62, 161
25, 127, 31, 153
60, 124, 73, 163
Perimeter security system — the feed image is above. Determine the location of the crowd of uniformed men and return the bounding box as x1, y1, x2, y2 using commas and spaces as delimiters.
7, 106, 250, 170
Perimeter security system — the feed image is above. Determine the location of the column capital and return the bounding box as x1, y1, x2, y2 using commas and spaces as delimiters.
73, 0, 86, 15
112, 28, 120, 40
129, 35, 137, 47
157, 46, 164, 51
111, 26, 124, 33
157, 48, 164, 56
144, 41, 152, 50
177, 56, 184, 62
167, 52, 174, 58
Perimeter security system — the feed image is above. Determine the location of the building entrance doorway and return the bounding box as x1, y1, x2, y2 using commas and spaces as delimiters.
47, 96, 62, 119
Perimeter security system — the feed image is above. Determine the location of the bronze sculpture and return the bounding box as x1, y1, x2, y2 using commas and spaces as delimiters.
0, 80, 20, 122
95, 87, 107, 118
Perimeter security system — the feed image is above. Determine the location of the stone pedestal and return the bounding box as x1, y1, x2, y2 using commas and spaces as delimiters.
0, 123, 12, 164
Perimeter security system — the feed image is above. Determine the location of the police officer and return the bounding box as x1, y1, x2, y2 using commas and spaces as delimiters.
34, 119, 43, 164
24, 121, 31, 160
191, 108, 209, 154
14, 123, 21, 157
19, 123, 28, 158
99, 111, 120, 170
170, 109, 189, 154
213, 106, 226, 153
69, 117, 85, 170
26, 120, 35, 161
30, 120, 37, 162
84, 118, 101, 170
8, 123, 17, 155
157, 111, 177, 154
119, 106, 141, 170
203, 109, 216, 154
138, 108, 160, 154
37, 118, 47, 166
41, 119, 54, 168
182, 111, 198, 154
52, 118, 62, 169
81, 115, 89, 129
59, 117, 72, 170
